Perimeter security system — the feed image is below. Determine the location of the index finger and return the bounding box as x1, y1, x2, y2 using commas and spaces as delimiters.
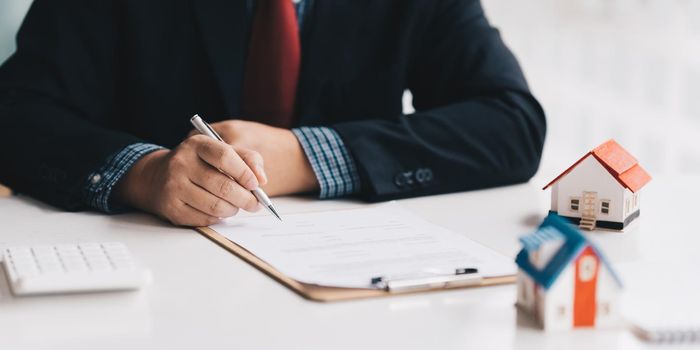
192, 135, 259, 191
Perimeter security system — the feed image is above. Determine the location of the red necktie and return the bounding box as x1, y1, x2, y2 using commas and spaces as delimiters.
242, 0, 301, 128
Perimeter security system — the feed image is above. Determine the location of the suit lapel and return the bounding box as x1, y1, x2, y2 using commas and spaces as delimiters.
191, 0, 248, 116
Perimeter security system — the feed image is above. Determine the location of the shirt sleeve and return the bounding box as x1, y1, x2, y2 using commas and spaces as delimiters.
84, 143, 165, 213
292, 127, 361, 199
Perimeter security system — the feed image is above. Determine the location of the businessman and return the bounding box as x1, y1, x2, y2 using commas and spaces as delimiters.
0, 0, 546, 226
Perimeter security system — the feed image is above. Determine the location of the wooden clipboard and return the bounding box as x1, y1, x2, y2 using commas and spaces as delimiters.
196, 226, 516, 302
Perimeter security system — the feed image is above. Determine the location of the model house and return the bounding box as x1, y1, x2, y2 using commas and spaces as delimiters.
543, 139, 651, 231
516, 214, 623, 331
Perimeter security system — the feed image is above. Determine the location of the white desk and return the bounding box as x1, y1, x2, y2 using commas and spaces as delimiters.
0, 177, 697, 350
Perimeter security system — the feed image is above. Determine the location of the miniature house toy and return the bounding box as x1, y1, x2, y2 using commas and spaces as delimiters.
543, 139, 651, 231
516, 214, 624, 331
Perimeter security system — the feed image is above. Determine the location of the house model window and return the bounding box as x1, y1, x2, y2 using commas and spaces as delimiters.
570, 198, 580, 211
600, 200, 610, 215
557, 305, 567, 318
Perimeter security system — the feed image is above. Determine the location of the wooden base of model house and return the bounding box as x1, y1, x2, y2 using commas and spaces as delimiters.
549, 210, 640, 231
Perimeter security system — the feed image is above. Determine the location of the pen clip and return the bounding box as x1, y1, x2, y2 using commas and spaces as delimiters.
371, 268, 481, 293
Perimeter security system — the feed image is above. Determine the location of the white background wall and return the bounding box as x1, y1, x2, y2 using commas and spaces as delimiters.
1, 0, 699, 183
0, 0, 32, 63
478, 0, 700, 185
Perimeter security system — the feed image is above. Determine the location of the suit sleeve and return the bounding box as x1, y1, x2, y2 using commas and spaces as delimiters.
333, 0, 546, 201
0, 0, 148, 210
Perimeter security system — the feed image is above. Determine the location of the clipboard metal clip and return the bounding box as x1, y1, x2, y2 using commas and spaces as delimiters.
371, 268, 481, 293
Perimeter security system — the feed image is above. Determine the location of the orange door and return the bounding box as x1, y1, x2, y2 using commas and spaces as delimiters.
573, 246, 599, 327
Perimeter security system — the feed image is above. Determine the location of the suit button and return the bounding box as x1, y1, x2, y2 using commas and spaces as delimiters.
415, 168, 433, 184
394, 171, 415, 188
424, 168, 433, 182
90, 174, 103, 184
402, 171, 414, 186
394, 174, 406, 188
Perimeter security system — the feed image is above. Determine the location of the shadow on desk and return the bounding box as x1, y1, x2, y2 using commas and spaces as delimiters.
0, 269, 153, 342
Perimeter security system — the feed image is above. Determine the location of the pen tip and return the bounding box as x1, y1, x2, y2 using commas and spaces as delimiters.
269, 206, 282, 221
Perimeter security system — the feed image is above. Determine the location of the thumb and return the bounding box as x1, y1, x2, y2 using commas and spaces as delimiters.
235, 147, 267, 186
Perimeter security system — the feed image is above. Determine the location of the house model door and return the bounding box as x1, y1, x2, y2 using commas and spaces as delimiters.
582, 191, 598, 218
573, 246, 599, 327
579, 191, 598, 230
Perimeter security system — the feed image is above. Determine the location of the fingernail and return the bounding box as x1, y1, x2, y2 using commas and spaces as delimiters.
256, 165, 268, 183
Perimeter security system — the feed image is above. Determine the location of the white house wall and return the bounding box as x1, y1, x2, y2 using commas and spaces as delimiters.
516, 272, 536, 313
622, 188, 641, 221
594, 268, 621, 327
555, 156, 626, 223
551, 183, 559, 212
540, 265, 575, 331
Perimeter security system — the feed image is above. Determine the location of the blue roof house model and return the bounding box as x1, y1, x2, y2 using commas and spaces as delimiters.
515, 213, 624, 330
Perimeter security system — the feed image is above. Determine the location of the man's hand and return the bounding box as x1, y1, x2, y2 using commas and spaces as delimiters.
194, 120, 319, 196
115, 135, 268, 226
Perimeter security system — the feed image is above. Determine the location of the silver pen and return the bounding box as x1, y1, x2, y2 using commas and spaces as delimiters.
190, 115, 282, 221
370, 268, 481, 293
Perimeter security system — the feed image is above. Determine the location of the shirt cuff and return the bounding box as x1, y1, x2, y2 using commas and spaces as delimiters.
84, 143, 165, 213
292, 126, 361, 199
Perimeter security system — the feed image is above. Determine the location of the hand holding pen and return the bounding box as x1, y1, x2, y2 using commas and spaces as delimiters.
114, 117, 274, 227
190, 115, 281, 221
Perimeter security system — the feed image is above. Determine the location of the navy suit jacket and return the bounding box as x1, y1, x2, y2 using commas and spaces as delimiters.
0, 0, 546, 210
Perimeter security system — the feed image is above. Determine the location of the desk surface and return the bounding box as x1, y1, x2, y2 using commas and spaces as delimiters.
0, 176, 697, 350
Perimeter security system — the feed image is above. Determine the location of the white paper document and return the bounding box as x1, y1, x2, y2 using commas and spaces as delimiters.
210, 204, 516, 289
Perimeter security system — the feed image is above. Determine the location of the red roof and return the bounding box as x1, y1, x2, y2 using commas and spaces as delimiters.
543, 139, 652, 193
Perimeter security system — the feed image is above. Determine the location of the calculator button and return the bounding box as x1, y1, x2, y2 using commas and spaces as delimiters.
87, 257, 110, 266
31, 246, 55, 256
114, 261, 136, 270
106, 249, 128, 258
89, 262, 112, 271
9, 248, 32, 258
79, 244, 102, 254
36, 253, 59, 262
40, 264, 63, 273
10, 255, 34, 265
56, 244, 79, 251
66, 264, 88, 272
12, 261, 36, 270
58, 250, 81, 260
15, 265, 39, 276
102, 242, 126, 249
60, 254, 82, 262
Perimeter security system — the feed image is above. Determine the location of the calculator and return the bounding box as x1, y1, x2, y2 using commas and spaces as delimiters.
1, 242, 151, 296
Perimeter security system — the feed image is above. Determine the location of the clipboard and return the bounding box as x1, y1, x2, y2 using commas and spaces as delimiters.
195, 226, 516, 302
